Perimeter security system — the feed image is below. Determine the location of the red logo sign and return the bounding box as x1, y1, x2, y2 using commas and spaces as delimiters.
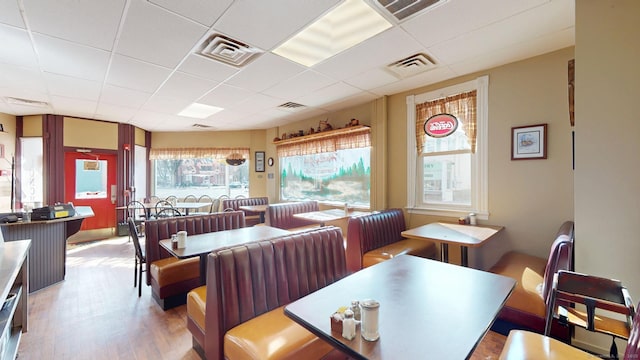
424, 114, 458, 138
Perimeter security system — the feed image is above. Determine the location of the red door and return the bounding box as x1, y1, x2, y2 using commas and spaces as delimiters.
64, 152, 117, 230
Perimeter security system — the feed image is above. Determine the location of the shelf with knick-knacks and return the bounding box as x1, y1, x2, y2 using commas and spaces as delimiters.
273, 119, 368, 145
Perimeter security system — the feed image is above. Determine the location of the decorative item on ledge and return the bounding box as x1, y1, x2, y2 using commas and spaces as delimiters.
273, 125, 370, 145
225, 152, 246, 166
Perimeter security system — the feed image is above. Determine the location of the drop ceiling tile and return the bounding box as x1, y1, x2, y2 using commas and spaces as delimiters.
155, 71, 218, 102
0, 64, 47, 92
295, 82, 363, 107
371, 66, 456, 96
33, 33, 110, 81
116, 0, 208, 68
225, 53, 305, 93
141, 94, 192, 114
0, 0, 25, 28
229, 93, 285, 114
43, 73, 102, 101
402, 0, 549, 48
50, 95, 97, 117
213, 0, 341, 50
0, 24, 39, 68
198, 84, 254, 109
100, 84, 152, 108
314, 27, 423, 80
449, 28, 575, 77
148, 0, 233, 26
344, 68, 399, 92
263, 70, 337, 100
5, 102, 53, 115
95, 102, 138, 123
23, 0, 125, 50
107, 54, 172, 93
178, 54, 240, 82
430, 0, 574, 65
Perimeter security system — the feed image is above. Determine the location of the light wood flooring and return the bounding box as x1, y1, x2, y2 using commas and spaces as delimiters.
17, 236, 506, 360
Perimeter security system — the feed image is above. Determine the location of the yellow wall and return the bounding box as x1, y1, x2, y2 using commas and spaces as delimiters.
22, 115, 42, 137
573, 0, 640, 353
152, 129, 267, 197
134, 127, 146, 147
63, 117, 118, 150
385, 47, 575, 268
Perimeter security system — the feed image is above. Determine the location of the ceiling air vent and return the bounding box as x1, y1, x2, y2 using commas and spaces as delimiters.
386, 53, 436, 79
197, 34, 262, 67
372, 0, 446, 22
192, 123, 212, 129
277, 102, 306, 112
5, 97, 49, 107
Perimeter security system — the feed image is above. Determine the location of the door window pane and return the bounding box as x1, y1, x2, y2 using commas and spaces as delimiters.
75, 159, 108, 199
20, 137, 44, 208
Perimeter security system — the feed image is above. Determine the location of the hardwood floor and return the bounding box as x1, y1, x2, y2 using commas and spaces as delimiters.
17, 236, 505, 360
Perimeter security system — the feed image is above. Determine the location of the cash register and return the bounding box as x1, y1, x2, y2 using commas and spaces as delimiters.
31, 203, 76, 220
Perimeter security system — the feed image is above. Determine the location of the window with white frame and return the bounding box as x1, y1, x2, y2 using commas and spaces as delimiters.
406, 76, 488, 218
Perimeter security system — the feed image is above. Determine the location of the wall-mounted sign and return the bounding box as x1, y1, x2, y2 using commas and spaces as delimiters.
424, 113, 458, 138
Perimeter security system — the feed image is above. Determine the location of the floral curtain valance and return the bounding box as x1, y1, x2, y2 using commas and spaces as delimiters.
276, 127, 371, 157
415, 90, 477, 154
149, 147, 250, 160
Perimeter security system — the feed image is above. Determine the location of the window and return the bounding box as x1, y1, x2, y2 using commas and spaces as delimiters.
277, 127, 371, 207
20, 137, 44, 208
150, 148, 250, 200
406, 76, 488, 218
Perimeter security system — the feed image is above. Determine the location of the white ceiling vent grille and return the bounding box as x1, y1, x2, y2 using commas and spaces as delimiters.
5, 97, 49, 107
197, 34, 262, 67
192, 123, 212, 129
386, 53, 436, 79
372, 0, 446, 22
277, 102, 306, 112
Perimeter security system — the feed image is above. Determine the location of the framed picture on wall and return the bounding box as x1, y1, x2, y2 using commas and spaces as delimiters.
511, 124, 547, 160
255, 151, 265, 172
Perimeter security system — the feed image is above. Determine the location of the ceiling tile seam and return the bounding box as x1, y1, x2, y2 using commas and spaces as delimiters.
14, 0, 53, 107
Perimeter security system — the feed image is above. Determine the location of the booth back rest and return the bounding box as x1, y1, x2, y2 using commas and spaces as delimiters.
205, 226, 348, 360
264, 201, 320, 229
144, 211, 246, 285
222, 197, 269, 216
346, 209, 406, 272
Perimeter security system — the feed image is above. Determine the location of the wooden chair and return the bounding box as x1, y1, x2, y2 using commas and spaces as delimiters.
500, 299, 640, 360
128, 217, 146, 297
544, 270, 635, 358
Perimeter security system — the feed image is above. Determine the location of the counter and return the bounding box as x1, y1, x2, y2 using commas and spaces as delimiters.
1, 206, 94, 292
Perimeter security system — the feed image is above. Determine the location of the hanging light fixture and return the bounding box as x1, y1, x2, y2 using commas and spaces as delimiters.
225, 153, 246, 166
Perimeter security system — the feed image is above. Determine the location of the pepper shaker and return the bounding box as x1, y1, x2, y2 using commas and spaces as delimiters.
350, 300, 361, 321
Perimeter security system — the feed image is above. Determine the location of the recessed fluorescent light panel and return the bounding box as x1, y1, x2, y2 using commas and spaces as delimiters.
178, 103, 223, 119
273, 0, 392, 67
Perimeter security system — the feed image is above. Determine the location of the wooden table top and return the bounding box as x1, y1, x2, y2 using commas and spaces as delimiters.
159, 226, 290, 259
401, 222, 504, 248
285, 255, 515, 360
293, 208, 370, 223
237, 204, 268, 212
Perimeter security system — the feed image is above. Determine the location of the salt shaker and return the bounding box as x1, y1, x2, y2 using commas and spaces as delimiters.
350, 300, 361, 321
469, 213, 477, 226
360, 299, 380, 341
342, 309, 356, 340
